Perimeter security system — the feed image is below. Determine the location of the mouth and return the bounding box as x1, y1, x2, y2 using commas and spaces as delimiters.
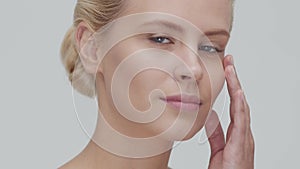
160, 94, 202, 112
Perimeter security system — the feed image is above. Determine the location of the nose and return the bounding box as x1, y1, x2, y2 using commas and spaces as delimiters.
174, 50, 203, 83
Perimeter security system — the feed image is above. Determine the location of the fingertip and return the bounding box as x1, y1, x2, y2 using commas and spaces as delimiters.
211, 109, 218, 115
225, 65, 235, 80
228, 55, 234, 65
206, 110, 225, 156
206, 110, 219, 127
224, 55, 234, 66
205, 110, 220, 136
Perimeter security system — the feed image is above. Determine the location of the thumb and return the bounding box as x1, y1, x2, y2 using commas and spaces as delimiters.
205, 110, 225, 159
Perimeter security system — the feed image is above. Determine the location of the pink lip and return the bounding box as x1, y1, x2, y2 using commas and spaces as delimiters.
161, 94, 202, 112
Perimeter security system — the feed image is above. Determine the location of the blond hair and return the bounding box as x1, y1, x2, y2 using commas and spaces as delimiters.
60, 0, 125, 97
60, 0, 235, 98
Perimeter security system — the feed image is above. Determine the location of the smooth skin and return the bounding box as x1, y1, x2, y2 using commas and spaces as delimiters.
60, 0, 255, 168
206, 55, 255, 169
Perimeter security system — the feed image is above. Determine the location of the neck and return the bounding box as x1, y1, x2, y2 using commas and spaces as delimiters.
79, 140, 172, 169
86, 112, 174, 169
59, 114, 173, 169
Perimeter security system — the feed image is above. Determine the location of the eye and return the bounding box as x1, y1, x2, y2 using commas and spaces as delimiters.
199, 45, 222, 53
149, 36, 173, 44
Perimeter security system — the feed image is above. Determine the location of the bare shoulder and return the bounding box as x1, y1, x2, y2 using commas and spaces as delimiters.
58, 156, 86, 169
58, 161, 78, 169
58, 162, 83, 169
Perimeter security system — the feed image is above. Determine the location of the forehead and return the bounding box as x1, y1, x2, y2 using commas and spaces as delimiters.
122, 0, 232, 33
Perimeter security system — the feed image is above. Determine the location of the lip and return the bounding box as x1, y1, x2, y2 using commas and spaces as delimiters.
160, 94, 202, 112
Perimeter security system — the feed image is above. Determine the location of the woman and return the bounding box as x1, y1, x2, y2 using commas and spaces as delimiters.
60, 0, 254, 168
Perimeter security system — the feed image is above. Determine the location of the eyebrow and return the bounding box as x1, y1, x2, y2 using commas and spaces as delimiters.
204, 29, 230, 38
141, 20, 230, 38
141, 20, 185, 33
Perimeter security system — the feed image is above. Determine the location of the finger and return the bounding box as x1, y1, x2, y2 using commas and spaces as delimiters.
224, 55, 250, 127
228, 90, 248, 146
224, 98, 255, 169
205, 110, 225, 159
226, 122, 234, 142
226, 76, 252, 149
248, 129, 255, 154
223, 54, 234, 67
242, 92, 251, 130
224, 56, 243, 99
226, 90, 244, 142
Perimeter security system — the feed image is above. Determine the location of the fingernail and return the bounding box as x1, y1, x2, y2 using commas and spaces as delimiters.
226, 66, 235, 80
230, 65, 236, 76
229, 55, 234, 65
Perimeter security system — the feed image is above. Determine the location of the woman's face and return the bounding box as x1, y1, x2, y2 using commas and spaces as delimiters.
95, 0, 232, 140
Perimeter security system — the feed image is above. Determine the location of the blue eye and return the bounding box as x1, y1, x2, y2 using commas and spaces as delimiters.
149, 36, 172, 44
199, 45, 222, 53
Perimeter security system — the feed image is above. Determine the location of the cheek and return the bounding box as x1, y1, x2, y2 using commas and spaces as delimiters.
101, 42, 141, 94
129, 70, 167, 111
202, 57, 225, 103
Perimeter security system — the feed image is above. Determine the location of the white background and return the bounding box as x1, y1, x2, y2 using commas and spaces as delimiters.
0, 0, 299, 168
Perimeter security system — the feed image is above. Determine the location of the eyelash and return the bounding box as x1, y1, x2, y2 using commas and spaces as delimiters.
148, 35, 223, 53
198, 45, 223, 53
149, 36, 174, 44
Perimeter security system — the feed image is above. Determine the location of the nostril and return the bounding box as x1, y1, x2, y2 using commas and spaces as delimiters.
174, 65, 200, 82
180, 75, 191, 80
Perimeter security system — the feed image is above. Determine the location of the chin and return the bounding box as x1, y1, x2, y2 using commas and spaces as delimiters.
168, 122, 205, 141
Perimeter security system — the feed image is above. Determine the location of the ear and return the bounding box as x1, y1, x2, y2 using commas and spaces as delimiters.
76, 22, 101, 74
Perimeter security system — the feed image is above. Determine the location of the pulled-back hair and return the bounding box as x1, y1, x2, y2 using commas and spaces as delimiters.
60, 0, 125, 97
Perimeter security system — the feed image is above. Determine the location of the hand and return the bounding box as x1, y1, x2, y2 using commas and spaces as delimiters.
206, 55, 255, 169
